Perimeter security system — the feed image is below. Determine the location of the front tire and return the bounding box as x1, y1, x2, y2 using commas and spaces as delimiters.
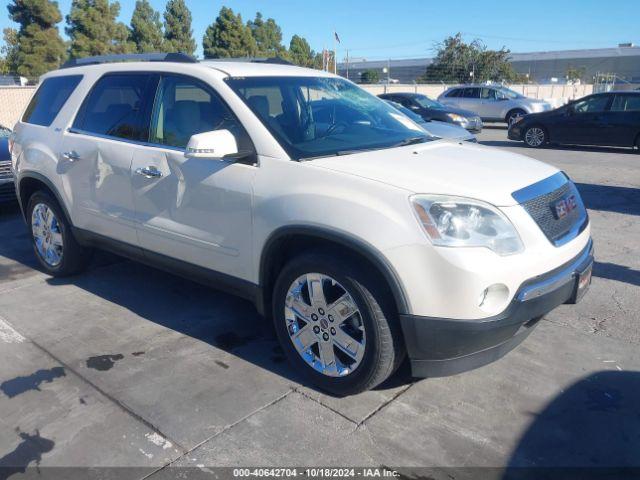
272, 252, 404, 396
27, 191, 91, 276
523, 126, 547, 148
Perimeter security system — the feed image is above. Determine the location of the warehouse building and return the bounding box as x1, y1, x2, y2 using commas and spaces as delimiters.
338, 45, 640, 84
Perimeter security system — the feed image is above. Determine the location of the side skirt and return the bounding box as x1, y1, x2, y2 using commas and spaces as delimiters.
72, 227, 263, 312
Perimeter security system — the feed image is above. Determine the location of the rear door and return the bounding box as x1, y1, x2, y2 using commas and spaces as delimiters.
458, 87, 482, 115
60, 73, 158, 245
606, 94, 640, 146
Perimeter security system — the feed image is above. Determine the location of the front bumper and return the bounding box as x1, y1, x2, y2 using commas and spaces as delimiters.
508, 124, 524, 140
400, 238, 593, 378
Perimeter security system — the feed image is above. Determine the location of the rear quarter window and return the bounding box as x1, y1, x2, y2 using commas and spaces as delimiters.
22, 75, 83, 126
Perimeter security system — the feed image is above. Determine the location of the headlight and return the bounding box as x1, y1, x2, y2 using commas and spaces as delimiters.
446, 113, 468, 125
410, 195, 524, 255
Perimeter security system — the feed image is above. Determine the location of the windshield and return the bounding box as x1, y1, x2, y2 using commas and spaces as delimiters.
226, 76, 431, 160
498, 87, 524, 99
414, 94, 445, 110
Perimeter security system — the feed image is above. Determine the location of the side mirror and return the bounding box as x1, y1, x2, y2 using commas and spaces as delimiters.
185, 129, 238, 160
497, 96, 508, 101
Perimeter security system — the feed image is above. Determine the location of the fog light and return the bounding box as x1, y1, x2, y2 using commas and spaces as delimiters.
478, 284, 510, 314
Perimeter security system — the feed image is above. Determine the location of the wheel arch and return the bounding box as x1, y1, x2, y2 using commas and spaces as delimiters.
259, 225, 410, 318
17, 172, 72, 225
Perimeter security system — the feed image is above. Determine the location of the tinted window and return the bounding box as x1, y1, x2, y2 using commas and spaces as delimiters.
573, 95, 609, 113
150, 75, 251, 150
462, 88, 480, 99
22, 75, 83, 126
481, 88, 497, 99
446, 89, 461, 98
611, 94, 640, 112
73, 74, 156, 140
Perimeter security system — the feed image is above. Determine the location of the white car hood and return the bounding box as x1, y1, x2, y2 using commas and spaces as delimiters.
308, 141, 559, 206
422, 121, 474, 141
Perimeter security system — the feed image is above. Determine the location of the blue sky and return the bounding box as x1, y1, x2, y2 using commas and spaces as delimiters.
1, 0, 639, 60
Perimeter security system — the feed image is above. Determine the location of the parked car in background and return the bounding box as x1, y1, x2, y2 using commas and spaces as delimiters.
378, 92, 482, 132
508, 91, 640, 150
384, 100, 477, 142
0, 125, 15, 203
438, 85, 553, 125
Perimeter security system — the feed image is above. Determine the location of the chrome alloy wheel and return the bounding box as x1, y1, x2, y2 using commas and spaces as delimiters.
284, 273, 366, 377
31, 203, 63, 267
525, 127, 545, 147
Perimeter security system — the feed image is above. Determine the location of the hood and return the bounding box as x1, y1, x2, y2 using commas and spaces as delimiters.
308, 141, 558, 206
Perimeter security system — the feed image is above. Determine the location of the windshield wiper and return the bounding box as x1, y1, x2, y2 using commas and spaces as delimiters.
394, 136, 430, 147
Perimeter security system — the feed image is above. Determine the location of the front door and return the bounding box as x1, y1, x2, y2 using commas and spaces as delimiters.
558, 94, 611, 145
130, 74, 257, 280
59, 72, 158, 245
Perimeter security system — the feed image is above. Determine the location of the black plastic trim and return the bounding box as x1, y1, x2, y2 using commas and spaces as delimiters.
260, 225, 410, 315
73, 228, 261, 305
401, 239, 594, 378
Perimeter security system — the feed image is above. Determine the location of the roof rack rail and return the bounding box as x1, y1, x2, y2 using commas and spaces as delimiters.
204, 56, 293, 66
61, 52, 197, 69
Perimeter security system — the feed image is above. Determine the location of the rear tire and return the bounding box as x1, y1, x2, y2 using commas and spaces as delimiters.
27, 191, 92, 276
523, 126, 547, 148
272, 251, 405, 396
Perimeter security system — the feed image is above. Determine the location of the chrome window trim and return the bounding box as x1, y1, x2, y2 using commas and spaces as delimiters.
67, 128, 185, 152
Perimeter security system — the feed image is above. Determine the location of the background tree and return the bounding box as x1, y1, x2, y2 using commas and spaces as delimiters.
360, 69, 379, 84
6, 0, 66, 77
1, 28, 20, 74
420, 33, 521, 83
566, 66, 586, 83
202, 7, 256, 59
163, 0, 195, 55
130, 0, 163, 53
288, 34, 315, 67
247, 12, 285, 58
66, 0, 134, 58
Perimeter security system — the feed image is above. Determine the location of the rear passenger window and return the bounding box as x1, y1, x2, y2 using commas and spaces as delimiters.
446, 89, 461, 98
611, 95, 640, 112
73, 74, 156, 141
22, 75, 83, 126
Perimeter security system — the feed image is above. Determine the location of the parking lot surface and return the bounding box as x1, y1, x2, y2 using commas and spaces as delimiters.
1, 127, 639, 477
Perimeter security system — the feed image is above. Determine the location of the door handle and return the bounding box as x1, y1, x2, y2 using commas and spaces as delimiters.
61, 151, 81, 162
135, 166, 163, 179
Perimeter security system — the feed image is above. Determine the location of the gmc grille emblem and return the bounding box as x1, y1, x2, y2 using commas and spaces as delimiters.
553, 194, 577, 219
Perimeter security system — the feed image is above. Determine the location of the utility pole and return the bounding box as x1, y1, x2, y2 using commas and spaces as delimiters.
346, 49, 349, 80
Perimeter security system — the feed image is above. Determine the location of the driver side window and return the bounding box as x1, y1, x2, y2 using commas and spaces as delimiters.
150, 75, 247, 149
481, 88, 497, 100
573, 95, 609, 114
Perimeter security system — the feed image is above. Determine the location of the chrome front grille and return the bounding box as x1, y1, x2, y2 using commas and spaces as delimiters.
513, 173, 588, 247
0, 161, 12, 180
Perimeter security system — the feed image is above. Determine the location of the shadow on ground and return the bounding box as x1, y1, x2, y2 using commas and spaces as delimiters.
503, 371, 640, 478
574, 183, 640, 216
44, 259, 411, 396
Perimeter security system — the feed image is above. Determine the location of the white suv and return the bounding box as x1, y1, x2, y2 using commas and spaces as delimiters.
11, 54, 593, 395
